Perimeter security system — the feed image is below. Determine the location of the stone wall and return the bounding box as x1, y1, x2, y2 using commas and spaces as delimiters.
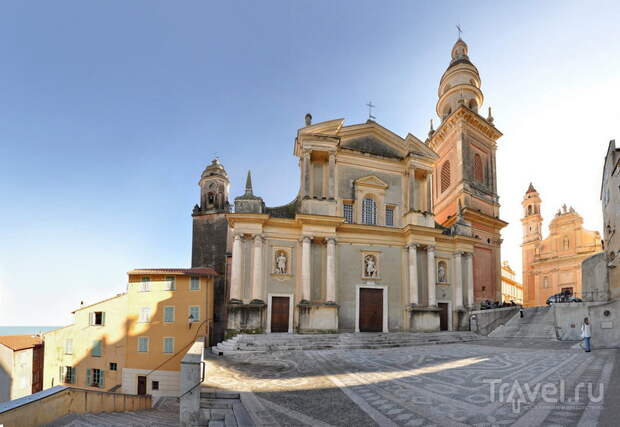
469, 307, 519, 336
581, 252, 610, 301
0, 386, 151, 427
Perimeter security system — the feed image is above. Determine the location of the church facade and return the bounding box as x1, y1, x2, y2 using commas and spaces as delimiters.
191, 38, 506, 337
521, 184, 603, 306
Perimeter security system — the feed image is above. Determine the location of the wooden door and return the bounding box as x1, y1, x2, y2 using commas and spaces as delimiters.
438, 303, 449, 331
137, 375, 147, 395
271, 297, 290, 333
359, 288, 383, 332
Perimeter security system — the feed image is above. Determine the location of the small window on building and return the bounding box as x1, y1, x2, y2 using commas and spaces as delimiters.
474, 153, 484, 183
207, 192, 215, 205
63, 366, 76, 384
152, 381, 159, 391
563, 236, 570, 250
164, 306, 175, 323
138, 337, 149, 353
362, 198, 377, 225
90, 311, 105, 326
163, 337, 174, 354
91, 340, 103, 357
87, 368, 104, 388
140, 277, 151, 292
441, 161, 451, 193
189, 306, 200, 323
190, 277, 200, 291
109, 362, 118, 371
164, 276, 176, 291
343, 202, 353, 223
139, 307, 151, 323
64, 339, 73, 355
386, 207, 394, 227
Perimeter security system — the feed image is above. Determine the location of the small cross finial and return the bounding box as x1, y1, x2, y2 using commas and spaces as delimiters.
366, 101, 376, 121
456, 24, 463, 39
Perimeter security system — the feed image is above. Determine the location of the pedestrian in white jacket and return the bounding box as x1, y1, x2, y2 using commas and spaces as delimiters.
581, 317, 592, 352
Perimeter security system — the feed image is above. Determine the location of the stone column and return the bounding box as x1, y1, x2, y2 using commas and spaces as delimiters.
453, 251, 463, 308
466, 252, 475, 307
302, 150, 311, 199
408, 244, 419, 305
326, 238, 336, 302
251, 235, 264, 302
301, 236, 312, 302
427, 245, 436, 306
328, 153, 336, 200
229, 233, 243, 302
408, 165, 416, 211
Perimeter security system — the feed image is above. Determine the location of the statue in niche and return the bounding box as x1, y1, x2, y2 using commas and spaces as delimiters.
275, 251, 288, 274
438, 262, 447, 283
364, 255, 377, 278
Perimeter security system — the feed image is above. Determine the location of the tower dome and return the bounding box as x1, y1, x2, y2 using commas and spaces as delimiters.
196, 158, 230, 213
201, 158, 228, 180
436, 38, 484, 121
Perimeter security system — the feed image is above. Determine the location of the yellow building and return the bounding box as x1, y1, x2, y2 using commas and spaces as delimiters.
43, 268, 215, 400
521, 184, 602, 306
500, 261, 523, 305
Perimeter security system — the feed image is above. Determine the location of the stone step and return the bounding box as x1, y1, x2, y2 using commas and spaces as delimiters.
201, 398, 235, 409
201, 391, 241, 399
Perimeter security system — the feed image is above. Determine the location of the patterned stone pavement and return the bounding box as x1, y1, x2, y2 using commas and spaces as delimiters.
204, 339, 618, 426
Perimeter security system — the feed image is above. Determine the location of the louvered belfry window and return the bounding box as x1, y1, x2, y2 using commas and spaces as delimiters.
474, 153, 484, 183
441, 161, 451, 193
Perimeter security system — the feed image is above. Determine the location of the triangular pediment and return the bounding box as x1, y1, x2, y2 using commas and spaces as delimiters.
339, 121, 410, 159
355, 175, 389, 189
404, 133, 439, 160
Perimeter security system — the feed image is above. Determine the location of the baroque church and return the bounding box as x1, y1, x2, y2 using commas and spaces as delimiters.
521, 184, 603, 306
192, 38, 506, 341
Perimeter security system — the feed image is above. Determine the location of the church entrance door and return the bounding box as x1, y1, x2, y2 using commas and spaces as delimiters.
438, 302, 449, 331
359, 288, 383, 332
271, 296, 290, 333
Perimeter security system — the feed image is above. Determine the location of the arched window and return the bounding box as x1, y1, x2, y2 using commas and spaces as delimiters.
362, 198, 376, 225
207, 192, 215, 205
474, 153, 484, 183
528, 205, 532, 216
563, 236, 570, 250
441, 161, 451, 193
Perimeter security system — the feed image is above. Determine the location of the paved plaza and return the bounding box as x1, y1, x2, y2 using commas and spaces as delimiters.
204, 339, 618, 426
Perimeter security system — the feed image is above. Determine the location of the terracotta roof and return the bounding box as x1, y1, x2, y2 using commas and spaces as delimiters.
128, 267, 218, 277
0, 335, 43, 351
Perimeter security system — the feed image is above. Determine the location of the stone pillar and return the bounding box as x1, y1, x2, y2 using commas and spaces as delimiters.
426, 173, 434, 212
408, 165, 416, 211
301, 236, 312, 302
408, 244, 419, 305
251, 235, 264, 302
427, 245, 436, 306
466, 252, 475, 307
230, 233, 243, 302
328, 153, 336, 200
326, 238, 336, 302
453, 251, 463, 308
302, 151, 311, 199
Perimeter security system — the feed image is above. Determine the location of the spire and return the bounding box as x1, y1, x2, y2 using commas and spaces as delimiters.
487, 106, 494, 124
428, 119, 435, 138
245, 170, 254, 196
526, 182, 537, 194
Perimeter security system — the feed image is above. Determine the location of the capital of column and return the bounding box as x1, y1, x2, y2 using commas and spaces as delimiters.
427, 245, 436, 252
300, 235, 312, 244
253, 234, 264, 244
325, 237, 337, 245
406, 243, 420, 250
233, 232, 243, 241
302, 149, 311, 159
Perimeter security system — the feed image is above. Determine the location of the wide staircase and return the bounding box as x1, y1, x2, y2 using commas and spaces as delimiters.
44, 406, 178, 426
489, 306, 557, 339
213, 331, 480, 355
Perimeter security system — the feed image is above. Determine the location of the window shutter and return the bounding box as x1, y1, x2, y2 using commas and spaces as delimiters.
89, 312, 94, 326
101, 312, 106, 326
100, 371, 105, 388
73, 368, 77, 385
60, 366, 64, 383
86, 369, 91, 386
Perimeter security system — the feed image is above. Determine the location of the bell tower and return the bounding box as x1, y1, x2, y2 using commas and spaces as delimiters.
521, 183, 543, 306
429, 37, 507, 304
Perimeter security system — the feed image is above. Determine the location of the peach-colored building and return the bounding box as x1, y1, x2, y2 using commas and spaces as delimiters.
521, 184, 603, 306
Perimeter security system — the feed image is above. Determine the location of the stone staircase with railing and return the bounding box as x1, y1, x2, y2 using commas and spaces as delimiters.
212, 331, 481, 355
488, 306, 557, 339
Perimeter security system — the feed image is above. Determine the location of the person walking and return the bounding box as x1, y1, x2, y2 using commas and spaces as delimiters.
581, 317, 592, 352
519, 307, 524, 318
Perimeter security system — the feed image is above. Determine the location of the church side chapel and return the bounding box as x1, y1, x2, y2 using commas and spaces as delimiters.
192, 37, 506, 336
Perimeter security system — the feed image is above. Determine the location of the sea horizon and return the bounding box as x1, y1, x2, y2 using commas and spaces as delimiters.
0, 325, 63, 336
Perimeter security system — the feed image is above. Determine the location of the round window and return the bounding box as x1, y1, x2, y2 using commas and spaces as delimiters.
603, 310, 611, 317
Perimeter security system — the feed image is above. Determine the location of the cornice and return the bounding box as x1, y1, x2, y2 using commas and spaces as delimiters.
462, 208, 508, 229
429, 106, 502, 150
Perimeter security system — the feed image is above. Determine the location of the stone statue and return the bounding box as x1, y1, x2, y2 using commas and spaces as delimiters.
275, 251, 287, 274
438, 263, 447, 283
562, 204, 568, 214
305, 113, 312, 127
364, 255, 377, 278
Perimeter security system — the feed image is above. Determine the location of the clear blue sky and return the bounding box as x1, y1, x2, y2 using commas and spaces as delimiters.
1, 1, 619, 325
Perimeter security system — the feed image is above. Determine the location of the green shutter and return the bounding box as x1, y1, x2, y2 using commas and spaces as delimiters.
101, 312, 106, 326
59, 366, 64, 383
86, 369, 91, 386
89, 312, 94, 325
